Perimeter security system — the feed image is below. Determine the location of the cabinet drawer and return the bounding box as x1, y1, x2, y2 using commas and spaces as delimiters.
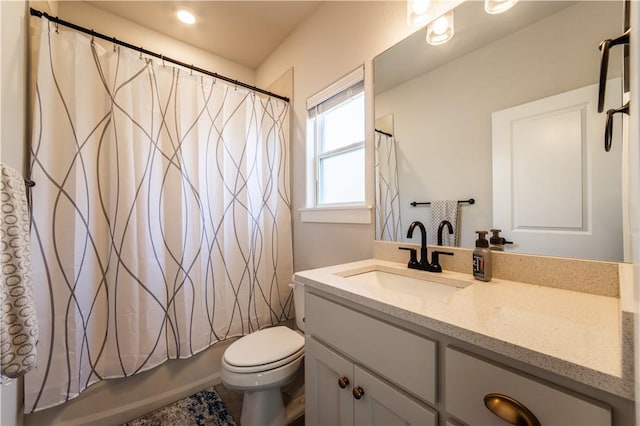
445, 347, 611, 425
306, 292, 437, 404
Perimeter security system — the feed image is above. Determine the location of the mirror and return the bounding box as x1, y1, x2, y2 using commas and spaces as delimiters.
374, 0, 626, 261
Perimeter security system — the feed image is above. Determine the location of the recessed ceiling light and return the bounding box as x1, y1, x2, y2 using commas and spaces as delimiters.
176, 8, 196, 25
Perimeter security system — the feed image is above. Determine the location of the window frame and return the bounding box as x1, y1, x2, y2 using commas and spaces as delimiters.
315, 92, 365, 207
302, 66, 371, 224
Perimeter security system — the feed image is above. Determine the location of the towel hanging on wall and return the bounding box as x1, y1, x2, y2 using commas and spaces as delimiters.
0, 163, 38, 383
430, 200, 459, 247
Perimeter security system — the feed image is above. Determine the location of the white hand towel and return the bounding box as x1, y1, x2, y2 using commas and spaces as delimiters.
430, 200, 459, 247
1, 163, 38, 382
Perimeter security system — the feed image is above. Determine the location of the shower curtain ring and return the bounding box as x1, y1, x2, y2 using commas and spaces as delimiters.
139, 48, 143, 59
112, 37, 117, 52
54, 21, 59, 33
161, 55, 165, 67
190, 65, 193, 76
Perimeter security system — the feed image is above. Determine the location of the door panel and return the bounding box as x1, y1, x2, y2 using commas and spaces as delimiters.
492, 79, 623, 261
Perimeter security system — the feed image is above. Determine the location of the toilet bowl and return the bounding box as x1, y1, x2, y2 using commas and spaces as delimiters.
221, 281, 305, 426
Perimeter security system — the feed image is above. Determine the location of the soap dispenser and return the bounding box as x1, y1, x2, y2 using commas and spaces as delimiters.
489, 229, 504, 251
473, 231, 492, 282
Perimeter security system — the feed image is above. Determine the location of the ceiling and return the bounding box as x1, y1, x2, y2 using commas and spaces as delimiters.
88, 1, 322, 69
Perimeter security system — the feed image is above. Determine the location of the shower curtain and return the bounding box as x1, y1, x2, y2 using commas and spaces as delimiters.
375, 131, 402, 241
26, 21, 293, 412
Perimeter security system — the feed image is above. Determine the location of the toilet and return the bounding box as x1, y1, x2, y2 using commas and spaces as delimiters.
221, 281, 305, 426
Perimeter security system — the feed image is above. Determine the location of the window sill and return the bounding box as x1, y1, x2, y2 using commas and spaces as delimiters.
299, 205, 372, 224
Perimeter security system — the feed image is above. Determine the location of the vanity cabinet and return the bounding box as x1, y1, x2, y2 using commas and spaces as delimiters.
304, 288, 625, 426
445, 347, 611, 425
306, 337, 437, 425
305, 292, 438, 426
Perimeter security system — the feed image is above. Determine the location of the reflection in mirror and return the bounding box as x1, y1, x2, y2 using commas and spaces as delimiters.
374, 0, 626, 261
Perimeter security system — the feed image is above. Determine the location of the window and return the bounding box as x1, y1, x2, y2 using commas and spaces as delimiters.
307, 68, 365, 208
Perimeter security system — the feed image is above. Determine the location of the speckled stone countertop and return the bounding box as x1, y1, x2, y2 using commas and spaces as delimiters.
294, 258, 635, 401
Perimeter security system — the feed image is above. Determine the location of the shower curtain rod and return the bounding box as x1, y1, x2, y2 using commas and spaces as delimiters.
29, 8, 290, 103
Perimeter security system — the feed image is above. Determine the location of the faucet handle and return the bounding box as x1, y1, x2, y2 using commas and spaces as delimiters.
429, 250, 454, 273
399, 247, 419, 268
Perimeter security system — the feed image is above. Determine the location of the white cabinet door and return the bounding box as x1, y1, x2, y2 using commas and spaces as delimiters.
305, 292, 437, 404
306, 335, 438, 426
305, 336, 354, 426
353, 366, 438, 426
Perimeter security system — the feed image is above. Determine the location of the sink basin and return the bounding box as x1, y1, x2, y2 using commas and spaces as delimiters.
344, 270, 463, 300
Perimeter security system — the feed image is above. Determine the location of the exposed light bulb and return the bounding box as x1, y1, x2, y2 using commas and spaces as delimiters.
426, 10, 454, 45
407, 0, 431, 28
176, 8, 196, 25
484, 0, 519, 15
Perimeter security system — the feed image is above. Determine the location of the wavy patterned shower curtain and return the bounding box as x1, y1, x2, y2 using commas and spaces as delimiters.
375, 131, 402, 241
26, 22, 292, 412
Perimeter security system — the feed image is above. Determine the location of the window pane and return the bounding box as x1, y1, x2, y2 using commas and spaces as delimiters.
319, 148, 365, 204
321, 93, 364, 152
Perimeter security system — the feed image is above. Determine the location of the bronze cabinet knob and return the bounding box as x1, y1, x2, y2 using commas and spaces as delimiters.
338, 376, 350, 389
352, 386, 365, 400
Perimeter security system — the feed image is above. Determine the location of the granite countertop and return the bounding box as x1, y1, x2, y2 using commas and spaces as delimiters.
294, 258, 634, 400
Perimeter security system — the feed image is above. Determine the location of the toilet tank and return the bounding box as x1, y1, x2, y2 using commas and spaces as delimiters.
289, 281, 305, 332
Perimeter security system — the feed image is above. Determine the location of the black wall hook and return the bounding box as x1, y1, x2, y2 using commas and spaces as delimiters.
604, 101, 629, 152
598, 29, 630, 113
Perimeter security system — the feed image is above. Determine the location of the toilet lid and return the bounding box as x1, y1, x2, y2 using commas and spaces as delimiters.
224, 326, 304, 368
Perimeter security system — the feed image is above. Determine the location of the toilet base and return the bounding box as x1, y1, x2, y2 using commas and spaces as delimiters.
241, 388, 286, 426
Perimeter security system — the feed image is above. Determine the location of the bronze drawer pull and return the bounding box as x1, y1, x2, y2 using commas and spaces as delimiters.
352, 386, 365, 400
483, 393, 541, 426
338, 376, 350, 389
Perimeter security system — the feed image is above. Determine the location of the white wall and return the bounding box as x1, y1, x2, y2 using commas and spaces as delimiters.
375, 1, 622, 249
256, 1, 415, 272
1, 0, 27, 174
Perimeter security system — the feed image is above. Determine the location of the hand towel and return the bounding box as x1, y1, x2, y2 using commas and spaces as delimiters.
430, 200, 459, 247
1, 163, 38, 382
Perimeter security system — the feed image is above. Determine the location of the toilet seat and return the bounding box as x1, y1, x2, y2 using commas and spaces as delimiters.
223, 326, 304, 374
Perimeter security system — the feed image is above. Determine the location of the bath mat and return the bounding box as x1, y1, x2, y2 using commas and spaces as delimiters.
123, 386, 237, 426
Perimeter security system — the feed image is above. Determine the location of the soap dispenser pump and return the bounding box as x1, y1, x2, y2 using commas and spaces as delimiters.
473, 231, 492, 282
489, 229, 505, 251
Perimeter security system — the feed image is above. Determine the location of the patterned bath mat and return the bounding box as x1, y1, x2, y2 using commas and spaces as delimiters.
123, 386, 237, 426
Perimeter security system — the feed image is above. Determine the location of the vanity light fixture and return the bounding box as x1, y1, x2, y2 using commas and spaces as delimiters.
176, 8, 196, 25
426, 10, 454, 45
407, 0, 431, 28
484, 0, 519, 15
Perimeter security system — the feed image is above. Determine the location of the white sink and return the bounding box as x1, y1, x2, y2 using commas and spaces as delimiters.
344, 270, 463, 300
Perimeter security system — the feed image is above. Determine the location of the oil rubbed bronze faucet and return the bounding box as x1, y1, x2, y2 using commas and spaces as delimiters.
437, 220, 454, 246
407, 220, 429, 269
398, 221, 453, 272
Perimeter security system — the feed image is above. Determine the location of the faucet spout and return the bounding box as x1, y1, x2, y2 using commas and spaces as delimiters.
437, 220, 454, 246
403, 220, 450, 273
407, 221, 429, 268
